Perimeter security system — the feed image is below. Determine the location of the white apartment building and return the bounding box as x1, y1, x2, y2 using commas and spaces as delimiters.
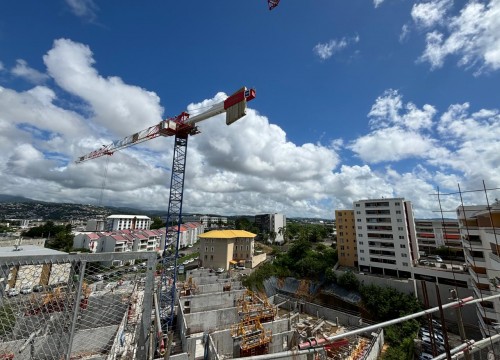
198, 215, 227, 229
415, 218, 461, 254
106, 215, 151, 231
355, 198, 419, 279
255, 213, 286, 244
458, 203, 500, 337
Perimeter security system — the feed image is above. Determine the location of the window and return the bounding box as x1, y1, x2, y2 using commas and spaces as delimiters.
400, 244, 406, 248
358, 226, 362, 229
397, 219, 403, 223
360, 257, 365, 261
340, 246, 344, 250
356, 211, 361, 214
402, 253, 408, 257
210, 255, 213, 260
358, 234, 363, 237
402, 262, 408, 266
360, 249, 364, 253
205, 247, 208, 252
398, 227, 403, 231
359, 241, 363, 245
204, 255, 207, 260
395, 202, 400, 206
357, 219, 361, 222
341, 252, 345, 257
356, 204, 360, 207
396, 210, 401, 214
399, 236, 404, 239
211, 247, 214, 252
339, 225, 343, 229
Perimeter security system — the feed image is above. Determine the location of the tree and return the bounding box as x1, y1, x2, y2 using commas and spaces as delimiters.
151, 217, 165, 230
269, 231, 277, 244
337, 271, 360, 291
278, 226, 288, 243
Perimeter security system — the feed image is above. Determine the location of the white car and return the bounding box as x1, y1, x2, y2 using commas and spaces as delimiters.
236, 265, 246, 270
7, 288, 19, 297
216, 268, 224, 274
20, 285, 32, 294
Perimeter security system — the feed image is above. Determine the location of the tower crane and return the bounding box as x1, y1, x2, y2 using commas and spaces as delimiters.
268, 0, 280, 10
76, 87, 256, 332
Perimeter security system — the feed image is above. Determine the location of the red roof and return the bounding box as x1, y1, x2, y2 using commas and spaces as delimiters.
111, 235, 126, 241
87, 233, 100, 240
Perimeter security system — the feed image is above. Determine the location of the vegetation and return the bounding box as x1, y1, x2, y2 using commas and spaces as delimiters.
150, 216, 165, 229
242, 239, 337, 289
0, 304, 15, 337
22, 221, 75, 252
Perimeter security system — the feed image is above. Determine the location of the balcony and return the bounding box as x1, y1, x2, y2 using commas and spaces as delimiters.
469, 266, 488, 281
472, 283, 493, 298
465, 252, 486, 267
476, 308, 499, 336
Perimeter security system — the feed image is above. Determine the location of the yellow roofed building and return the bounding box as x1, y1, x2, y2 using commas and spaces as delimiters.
198, 230, 259, 271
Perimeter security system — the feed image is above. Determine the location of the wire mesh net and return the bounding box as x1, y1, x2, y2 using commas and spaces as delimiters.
0, 253, 155, 359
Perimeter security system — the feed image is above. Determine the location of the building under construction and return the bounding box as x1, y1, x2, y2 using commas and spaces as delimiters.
164, 268, 383, 360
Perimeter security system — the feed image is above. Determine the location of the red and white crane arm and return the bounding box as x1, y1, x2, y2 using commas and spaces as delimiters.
75, 87, 256, 163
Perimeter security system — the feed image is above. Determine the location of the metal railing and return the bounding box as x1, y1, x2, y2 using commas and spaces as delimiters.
0, 251, 156, 359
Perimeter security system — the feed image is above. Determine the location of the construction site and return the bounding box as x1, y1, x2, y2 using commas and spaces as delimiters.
162, 268, 383, 360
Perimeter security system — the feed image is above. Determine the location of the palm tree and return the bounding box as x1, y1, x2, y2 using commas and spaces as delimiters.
277, 226, 287, 243
269, 231, 277, 244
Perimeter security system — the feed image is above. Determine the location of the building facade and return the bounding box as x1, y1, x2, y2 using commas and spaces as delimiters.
255, 213, 286, 244
415, 219, 461, 254
354, 198, 418, 278
198, 230, 256, 270
335, 210, 357, 267
458, 203, 500, 337
105, 215, 151, 231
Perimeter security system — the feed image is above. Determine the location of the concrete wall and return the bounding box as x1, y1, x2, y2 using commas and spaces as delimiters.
334, 269, 417, 295
184, 307, 239, 335
273, 295, 364, 327
180, 289, 246, 313
195, 281, 243, 295
252, 253, 267, 268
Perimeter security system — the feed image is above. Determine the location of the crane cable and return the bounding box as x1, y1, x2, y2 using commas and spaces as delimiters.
98, 156, 111, 207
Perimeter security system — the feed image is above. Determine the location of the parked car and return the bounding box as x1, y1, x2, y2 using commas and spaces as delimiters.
419, 259, 430, 266
33, 284, 44, 292
419, 353, 433, 360
427, 255, 443, 263
236, 265, 246, 270
20, 285, 32, 294
216, 268, 224, 274
6, 288, 19, 297
419, 329, 444, 344
421, 335, 445, 353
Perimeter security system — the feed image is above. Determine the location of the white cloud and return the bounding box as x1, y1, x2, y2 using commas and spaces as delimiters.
399, 24, 410, 43
367, 89, 436, 130
2, 39, 499, 219
11, 59, 49, 84
373, 0, 385, 8
418, 0, 500, 72
313, 35, 359, 60
43, 39, 164, 138
411, 0, 452, 28
65, 0, 98, 20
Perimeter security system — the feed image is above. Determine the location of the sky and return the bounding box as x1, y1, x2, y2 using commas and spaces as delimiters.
0, 0, 499, 219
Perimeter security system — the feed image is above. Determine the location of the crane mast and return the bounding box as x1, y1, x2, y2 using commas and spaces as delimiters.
75, 87, 256, 343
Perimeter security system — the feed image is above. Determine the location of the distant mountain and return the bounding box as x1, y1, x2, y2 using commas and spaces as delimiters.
0, 194, 36, 203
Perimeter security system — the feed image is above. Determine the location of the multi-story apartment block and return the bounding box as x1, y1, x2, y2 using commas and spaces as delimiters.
198, 230, 256, 270
198, 215, 227, 229
105, 215, 151, 231
335, 210, 357, 267
354, 198, 418, 279
415, 219, 461, 254
255, 213, 286, 244
458, 203, 500, 337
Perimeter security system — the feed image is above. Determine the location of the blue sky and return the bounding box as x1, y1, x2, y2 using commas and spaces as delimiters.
1, 0, 499, 218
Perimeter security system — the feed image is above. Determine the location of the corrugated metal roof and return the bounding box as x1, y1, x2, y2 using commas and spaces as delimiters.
198, 230, 256, 238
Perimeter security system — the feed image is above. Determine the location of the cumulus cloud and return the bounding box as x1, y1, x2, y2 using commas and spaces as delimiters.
43, 39, 164, 137
399, 24, 411, 43
11, 59, 49, 84
65, 0, 98, 20
313, 35, 359, 60
411, 0, 452, 28
1, 38, 499, 218
417, 0, 500, 72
